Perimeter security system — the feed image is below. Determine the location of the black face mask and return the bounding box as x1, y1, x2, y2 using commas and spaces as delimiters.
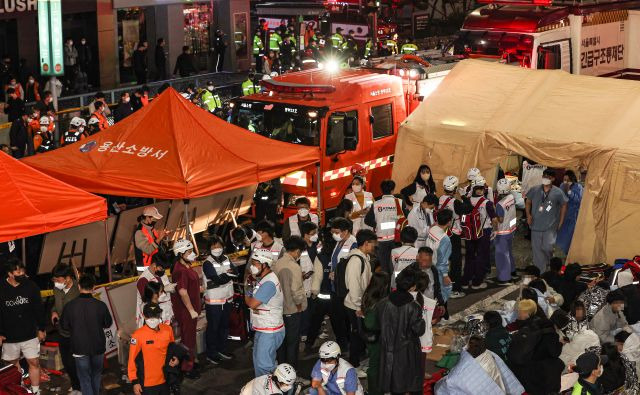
149, 220, 157, 227
155, 269, 165, 277
14, 275, 27, 283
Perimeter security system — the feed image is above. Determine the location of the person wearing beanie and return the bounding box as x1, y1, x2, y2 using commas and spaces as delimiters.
590, 289, 632, 344
571, 352, 606, 395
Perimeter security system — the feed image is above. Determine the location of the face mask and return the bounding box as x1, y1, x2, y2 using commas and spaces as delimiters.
81, 40, 86, 45
310, 234, 319, 243
352, 184, 362, 193
279, 384, 292, 392
250, 264, 261, 276
155, 268, 165, 276
598, 365, 604, 377
522, 276, 532, 285
542, 178, 552, 186
123, 97, 130, 103
321, 362, 336, 371
40, 126, 48, 133
420, 172, 430, 181
298, 208, 310, 217
211, 248, 224, 257
14, 275, 27, 283
146, 318, 161, 329
207, 86, 214, 91
332, 233, 342, 242
54, 282, 66, 290
149, 220, 157, 227
28, 78, 34, 84
185, 252, 197, 262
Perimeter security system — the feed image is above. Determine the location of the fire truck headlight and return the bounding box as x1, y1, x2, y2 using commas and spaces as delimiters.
325, 59, 339, 73
308, 110, 318, 118
398, 69, 405, 77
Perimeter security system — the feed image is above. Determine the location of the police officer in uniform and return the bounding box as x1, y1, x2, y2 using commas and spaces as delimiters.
279, 34, 296, 71
200, 81, 222, 114
342, 30, 359, 63
363, 38, 374, 60
213, 29, 227, 72
269, 29, 282, 54
385, 33, 399, 55
242, 70, 260, 96
331, 28, 345, 54
253, 28, 265, 73
401, 38, 419, 55
61, 117, 87, 147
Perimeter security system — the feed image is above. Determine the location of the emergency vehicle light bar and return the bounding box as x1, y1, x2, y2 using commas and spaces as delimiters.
260, 80, 336, 94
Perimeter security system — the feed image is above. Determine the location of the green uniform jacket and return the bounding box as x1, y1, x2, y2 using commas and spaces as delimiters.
253, 34, 264, 55
401, 43, 418, 54
202, 90, 222, 112
331, 33, 344, 49
269, 32, 282, 52
242, 79, 259, 96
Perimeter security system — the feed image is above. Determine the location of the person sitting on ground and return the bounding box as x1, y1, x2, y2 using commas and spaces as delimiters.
615, 269, 640, 325
569, 300, 589, 333
529, 278, 555, 317
435, 335, 524, 394
241, 363, 298, 395
559, 263, 588, 311
484, 310, 511, 363
597, 343, 630, 394
571, 351, 606, 395
310, 341, 363, 395
542, 257, 564, 292
590, 289, 631, 344
524, 264, 564, 309
615, 330, 640, 379
552, 309, 599, 373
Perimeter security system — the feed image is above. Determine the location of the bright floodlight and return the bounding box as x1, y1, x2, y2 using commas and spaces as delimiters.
325, 59, 339, 73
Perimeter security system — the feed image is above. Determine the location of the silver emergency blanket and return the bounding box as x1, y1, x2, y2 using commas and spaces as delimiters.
577, 286, 608, 321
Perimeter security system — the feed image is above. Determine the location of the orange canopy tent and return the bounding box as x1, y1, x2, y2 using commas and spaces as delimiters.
0, 152, 107, 243
23, 88, 321, 199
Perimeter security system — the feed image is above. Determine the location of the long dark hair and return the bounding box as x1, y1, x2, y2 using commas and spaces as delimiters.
414, 164, 436, 194
565, 170, 578, 183
362, 272, 390, 312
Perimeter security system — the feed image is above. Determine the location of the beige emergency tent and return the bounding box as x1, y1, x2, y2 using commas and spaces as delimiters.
392, 59, 640, 265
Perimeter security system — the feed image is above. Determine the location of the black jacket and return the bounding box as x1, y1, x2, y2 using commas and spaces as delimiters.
114, 101, 134, 123
132, 49, 147, 73
173, 53, 196, 77
508, 316, 564, 395
620, 284, 640, 325
5, 97, 24, 122
9, 118, 29, 158
377, 291, 425, 393
0, 278, 45, 343
61, 293, 113, 356
409, 262, 444, 305
154, 45, 166, 69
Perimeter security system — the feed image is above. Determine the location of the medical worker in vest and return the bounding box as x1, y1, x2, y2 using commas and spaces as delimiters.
525, 169, 568, 272
556, 170, 583, 255
494, 179, 518, 285
282, 197, 319, 240
310, 341, 364, 395
202, 236, 236, 364
134, 206, 169, 273
365, 180, 405, 274
245, 250, 285, 376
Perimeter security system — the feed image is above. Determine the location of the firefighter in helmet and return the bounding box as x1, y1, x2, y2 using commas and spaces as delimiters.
86, 116, 101, 136
61, 117, 88, 146
34, 116, 54, 153
386, 33, 399, 55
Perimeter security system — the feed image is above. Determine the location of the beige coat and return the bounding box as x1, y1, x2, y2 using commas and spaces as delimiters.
272, 253, 307, 315
344, 248, 372, 311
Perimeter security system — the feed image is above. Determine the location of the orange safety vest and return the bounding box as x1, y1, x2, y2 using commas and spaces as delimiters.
141, 226, 159, 266
91, 111, 108, 131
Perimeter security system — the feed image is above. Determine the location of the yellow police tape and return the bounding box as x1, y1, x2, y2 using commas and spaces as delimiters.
40, 249, 248, 298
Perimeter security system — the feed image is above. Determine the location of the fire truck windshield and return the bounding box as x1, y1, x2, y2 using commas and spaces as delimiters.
454, 31, 533, 65
231, 101, 321, 146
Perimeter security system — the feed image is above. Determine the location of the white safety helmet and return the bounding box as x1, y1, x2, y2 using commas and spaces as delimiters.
496, 178, 511, 194
319, 341, 341, 359
273, 363, 297, 385
251, 249, 274, 266
87, 117, 100, 126
70, 117, 86, 128
39, 116, 50, 126
173, 239, 194, 256
471, 176, 486, 188
443, 175, 459, 192
467, 167, 481, 181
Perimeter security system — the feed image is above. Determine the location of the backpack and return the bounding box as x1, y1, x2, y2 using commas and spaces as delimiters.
335, 254, 366, 299
506, 324, 542, 365
460, 197, 486, 241
393, 198, 407, 243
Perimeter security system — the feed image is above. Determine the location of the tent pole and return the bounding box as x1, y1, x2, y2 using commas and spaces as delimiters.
316, 163, 323, 225
21, 238, 26, 266
183, 199, 198, 254
104, 220, 113, 283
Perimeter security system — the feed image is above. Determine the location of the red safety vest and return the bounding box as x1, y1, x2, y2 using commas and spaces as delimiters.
141, 226, 159, 266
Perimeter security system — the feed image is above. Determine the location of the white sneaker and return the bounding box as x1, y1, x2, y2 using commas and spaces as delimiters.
471, 282, 488, 290
450, 291, 466, 299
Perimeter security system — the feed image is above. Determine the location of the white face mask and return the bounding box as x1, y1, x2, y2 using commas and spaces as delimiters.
352, 184, 362, 193
250, 264, 261, 276
310, 234, 319, 243
279, 384, 292, 392
211, 248, 224, 257
522, 276, 532, 285
78, 126, 85, 133
123, 97, 130, 103
146, 318, 161, 329
28, 78, 34, 84
321, 362, 336, 371
541, 178, 552, 186
54, 282, 66, 290
298, 208, 310, 217
40, 126, 48, 133
207, 85, 214, 91
185, 252, 197, 262
332, 232, 342, 242
598, 365, 604, 377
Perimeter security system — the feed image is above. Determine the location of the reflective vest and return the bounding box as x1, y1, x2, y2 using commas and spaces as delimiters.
425, 225, 446, 266
407, 205, 433, 243
364, 40, 373, 58
345, 191, 374, 235
253, 34, 264, 55
391, 245, 419, 289
201, 90, 222, 112
242, 79, 259, 96
410, 182, 428, 205
401, 43, 418, 54
299, 249, 317, 296
135, 268, 173, 328
203, 255, 234, 305
496, 194, 517, 235
331, 33, 344, 49
386, 39, 398, 54
62, 129, 83, 146
251, 239, 284, 261
319, 358, 364, 395
240, 374, 284, 395
439, 195, 462, 235
470, 195, 491, 230
250, 271, 284, 332
269, 32, 282, 52
331, 234, 357, 269
137, 226, 158, 267
90, 111, 108, 130
287, 213, 319, 237
372, 195, 402, 241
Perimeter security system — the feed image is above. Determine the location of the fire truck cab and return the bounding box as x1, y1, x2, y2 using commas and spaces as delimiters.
229, 69, 406, 221
456, 0, 640, 79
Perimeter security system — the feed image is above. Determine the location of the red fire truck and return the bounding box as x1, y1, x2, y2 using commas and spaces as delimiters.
229, 54, 457, 221
455, 0, 640, 79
